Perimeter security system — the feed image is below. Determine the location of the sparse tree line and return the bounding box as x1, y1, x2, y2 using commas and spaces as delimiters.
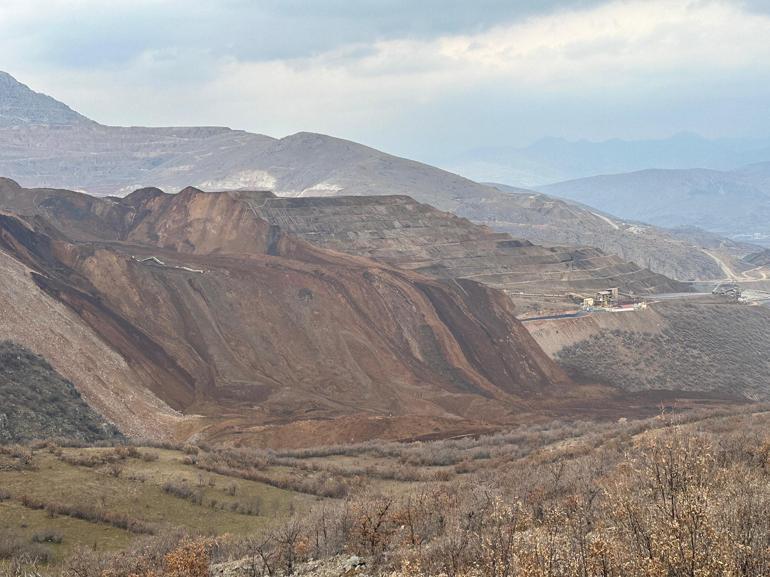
2, 408, 769, 577
230, 427, 770, 577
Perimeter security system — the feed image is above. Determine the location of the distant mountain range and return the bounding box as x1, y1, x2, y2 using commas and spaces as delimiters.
1, 71, 769, 444
485, 184, 758, 281
540, 164, 770, 246
446, 133, 770, 188
0, 70, 760, 281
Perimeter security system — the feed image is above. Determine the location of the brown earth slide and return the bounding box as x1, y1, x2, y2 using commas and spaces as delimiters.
2, 179, 614, 446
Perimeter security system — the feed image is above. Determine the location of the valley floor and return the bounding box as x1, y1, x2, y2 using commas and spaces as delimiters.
2, 403, 769, 576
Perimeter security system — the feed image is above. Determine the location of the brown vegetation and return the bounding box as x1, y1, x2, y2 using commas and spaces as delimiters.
236, 416, 770, 577
2, 408, 762, 577
555, 302, 770, 400
16, 494, 154, 535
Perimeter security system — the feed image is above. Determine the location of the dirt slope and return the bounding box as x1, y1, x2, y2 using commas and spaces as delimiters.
253, 194, 687, 316
0, 181, 578, 445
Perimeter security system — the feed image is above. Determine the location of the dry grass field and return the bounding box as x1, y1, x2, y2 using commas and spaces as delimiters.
2, 403, 769, 576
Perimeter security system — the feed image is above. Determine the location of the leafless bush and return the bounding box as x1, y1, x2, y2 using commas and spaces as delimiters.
37, 408, 770, 577
162, 479, 203, 505
0, 535, 52, 564
18, 495, 154, 534
245, 417, 770, 577
31, 530, 63, 544
194, 453, 350, 498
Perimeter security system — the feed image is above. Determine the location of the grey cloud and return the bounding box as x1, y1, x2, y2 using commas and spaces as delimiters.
11, 0, 610, 69
2, 0, 769, 166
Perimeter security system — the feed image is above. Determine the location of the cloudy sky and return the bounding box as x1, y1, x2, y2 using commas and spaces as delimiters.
1, 0, 769, 163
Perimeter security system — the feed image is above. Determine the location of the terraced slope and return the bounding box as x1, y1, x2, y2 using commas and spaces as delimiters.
254, 194, 688, 307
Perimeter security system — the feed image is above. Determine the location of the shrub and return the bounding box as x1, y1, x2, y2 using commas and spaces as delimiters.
162, 478, 204, 506
18, 495, 154, 534
0, 535, 52, 563
164, 539, 211, 577
162, 479, 195, 500
31, 530, 63, 544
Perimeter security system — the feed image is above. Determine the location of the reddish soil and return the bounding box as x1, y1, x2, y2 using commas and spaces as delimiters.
0, 179, 747, 447
0, 181, 575, 445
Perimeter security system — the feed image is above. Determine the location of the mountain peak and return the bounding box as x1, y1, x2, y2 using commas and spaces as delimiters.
0, 71, 93, 128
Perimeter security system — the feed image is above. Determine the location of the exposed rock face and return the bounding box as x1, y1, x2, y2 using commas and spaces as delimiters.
253, 194, 688, 300
0, 71, 746, 282
0, 180, 575, 445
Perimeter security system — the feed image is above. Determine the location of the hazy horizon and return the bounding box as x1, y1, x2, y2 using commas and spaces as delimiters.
2, 0, 770, 168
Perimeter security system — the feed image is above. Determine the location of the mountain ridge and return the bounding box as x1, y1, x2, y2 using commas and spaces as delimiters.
446, 132, 770, 187
0, 70, 755, 282
486, 183, 758, 281
0, 71, 93, 128
540, 163, 770, 245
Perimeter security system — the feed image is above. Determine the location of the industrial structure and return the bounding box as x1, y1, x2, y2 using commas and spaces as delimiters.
593, 287, 619, 308
580, 287, 648, 313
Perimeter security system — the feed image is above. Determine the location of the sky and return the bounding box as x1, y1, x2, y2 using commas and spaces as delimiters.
1, 0, 770, 164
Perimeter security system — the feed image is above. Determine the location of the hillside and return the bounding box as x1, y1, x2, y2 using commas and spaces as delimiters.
1, 407, 767, 575
0, 71, 750, 282
527, 301, 770, 401
0, 72, 92, 128
0, 180, 585, 446
541, 163, 770, 245
254, 194, 687, 308
745, 248, 770, 267
0, 341, 121, 443
484, 184, 757, 281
